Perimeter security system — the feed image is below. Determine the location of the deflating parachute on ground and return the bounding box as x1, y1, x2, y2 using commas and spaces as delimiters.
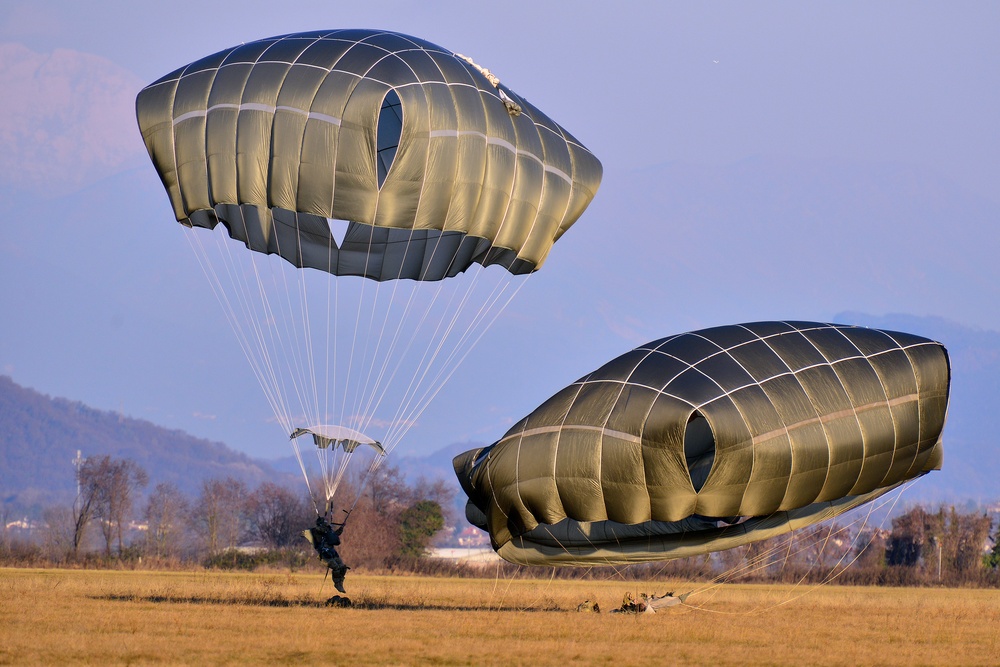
454, 321, 950, 566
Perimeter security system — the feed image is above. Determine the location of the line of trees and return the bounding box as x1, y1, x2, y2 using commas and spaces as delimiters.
1, 454, 452, 572
608, 504, 1000, 588
879, 504, 998, 585
2, 455, 998, 587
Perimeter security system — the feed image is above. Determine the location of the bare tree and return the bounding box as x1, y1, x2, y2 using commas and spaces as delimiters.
852, 527, 888, 565
71, 456, 106, 557
83, 456, 148, 557
886, 506, 929, 568
144, 482, 190, 559
929, 506, 994, 581
40, 505, 77, 561
317, 463, 406, 567
366, 463, 410, 515
0, 504, 8, 552
326, 463, 458, 568
410, 477, 455, 511
192, 477, 248, 554
246, 482, 310, 549
334, 492, 401, 568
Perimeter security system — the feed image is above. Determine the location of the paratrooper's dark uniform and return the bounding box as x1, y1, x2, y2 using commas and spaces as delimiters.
308, 516, 350, 594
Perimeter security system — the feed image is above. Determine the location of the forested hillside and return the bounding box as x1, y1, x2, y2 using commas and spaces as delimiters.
0, 376, 292, 513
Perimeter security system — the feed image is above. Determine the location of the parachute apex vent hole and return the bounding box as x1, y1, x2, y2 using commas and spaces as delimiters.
684, 412, 716, 493
376, 89, 403, 188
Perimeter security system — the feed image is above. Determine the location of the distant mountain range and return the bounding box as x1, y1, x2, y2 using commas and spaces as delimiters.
0, 373, 477, 517
2, 310, 997, 516
0, 375, 295, 514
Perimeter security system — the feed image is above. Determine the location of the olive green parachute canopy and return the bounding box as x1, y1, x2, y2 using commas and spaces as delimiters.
135, 29, 603, 281
454, 321, 950, 566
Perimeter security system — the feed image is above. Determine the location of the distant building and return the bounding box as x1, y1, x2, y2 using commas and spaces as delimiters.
5, 517, 33, 531
456, 526, 490, 548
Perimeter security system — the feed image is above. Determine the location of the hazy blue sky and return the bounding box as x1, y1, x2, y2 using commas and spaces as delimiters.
4, 2, 998, 193
1, 1, 998, 461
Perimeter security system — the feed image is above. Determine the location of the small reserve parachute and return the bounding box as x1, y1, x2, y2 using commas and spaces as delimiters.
136, 29, 601, 512
454, 321, 950, 566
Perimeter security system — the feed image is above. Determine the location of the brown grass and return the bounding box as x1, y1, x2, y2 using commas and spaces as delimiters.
1, 567, 997, 666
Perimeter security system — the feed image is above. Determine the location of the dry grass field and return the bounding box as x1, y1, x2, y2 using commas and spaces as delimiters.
1, 567, 997, 666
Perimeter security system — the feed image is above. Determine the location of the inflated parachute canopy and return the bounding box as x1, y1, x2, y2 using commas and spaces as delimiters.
454, 321, 950, 566
136, 29, 603, 281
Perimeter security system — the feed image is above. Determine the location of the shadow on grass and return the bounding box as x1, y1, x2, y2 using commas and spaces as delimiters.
93, 593, 562, 612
